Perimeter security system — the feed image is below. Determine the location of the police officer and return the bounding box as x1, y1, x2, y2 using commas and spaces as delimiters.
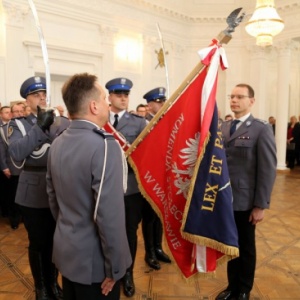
216, 84, 276, 300
0, 104, 24, 229
105, 78, 155, 298
8, 76, 70, 300
142, 87, 171, 268
0, 106, 12, 218
47, 73, 131, 300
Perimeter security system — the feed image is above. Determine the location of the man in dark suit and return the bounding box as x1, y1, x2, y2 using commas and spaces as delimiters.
216, 84, 277, 300
106, 77, 154, 297
8, 76, 70, 300
46, 73, 131, 300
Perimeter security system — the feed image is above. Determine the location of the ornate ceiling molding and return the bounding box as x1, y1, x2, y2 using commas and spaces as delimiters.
4, 0, 300, 27
2, 2, 27, 27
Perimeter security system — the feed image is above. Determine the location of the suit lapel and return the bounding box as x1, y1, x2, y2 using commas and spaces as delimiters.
117, 112, 130, 131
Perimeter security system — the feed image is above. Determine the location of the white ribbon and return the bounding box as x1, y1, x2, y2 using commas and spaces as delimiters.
198, 44, 229, 121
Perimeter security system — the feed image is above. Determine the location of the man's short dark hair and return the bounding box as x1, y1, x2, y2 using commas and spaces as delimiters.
0, 106, 10, 112
136, 104, 146, 111
236, 83, 255, 98
62, 73, 99, 117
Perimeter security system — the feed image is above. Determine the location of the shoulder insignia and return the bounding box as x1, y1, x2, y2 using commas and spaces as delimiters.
131, 113, 144, 119
93, 128, 114, 140
8, 126, 13, 137
254, 118, 268, 125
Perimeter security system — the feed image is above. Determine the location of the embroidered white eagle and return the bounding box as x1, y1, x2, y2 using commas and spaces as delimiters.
172, 132, 200, 199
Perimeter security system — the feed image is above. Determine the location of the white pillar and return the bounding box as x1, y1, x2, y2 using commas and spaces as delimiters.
248, 46, 271, 119
275, 41, 293, 170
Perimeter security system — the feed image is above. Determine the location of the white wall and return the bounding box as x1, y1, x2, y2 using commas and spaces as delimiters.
1, 0, 300, 122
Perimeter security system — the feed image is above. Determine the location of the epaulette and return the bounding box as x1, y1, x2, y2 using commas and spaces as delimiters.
254, 118, 268, 125
131, 113, 144, 119
56, 115, 69, 120
93, 128, 115, 139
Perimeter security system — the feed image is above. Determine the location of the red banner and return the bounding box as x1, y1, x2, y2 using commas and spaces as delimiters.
128, 45, 238, 279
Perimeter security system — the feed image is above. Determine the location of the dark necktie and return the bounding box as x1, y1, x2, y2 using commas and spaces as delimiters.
113, 114, 119, 128
230, 120, 240, 136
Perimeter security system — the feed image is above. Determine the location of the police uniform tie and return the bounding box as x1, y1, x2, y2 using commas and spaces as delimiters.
230, 119, 240, 136
113, 114, 119, 128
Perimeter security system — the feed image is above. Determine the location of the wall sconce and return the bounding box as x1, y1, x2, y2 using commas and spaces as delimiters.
115, 36, 142, 64
245, 0, 284, 47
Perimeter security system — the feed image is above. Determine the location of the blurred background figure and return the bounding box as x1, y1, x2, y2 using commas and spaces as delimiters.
225, 114, 233, 121
268, 116, 276, 135
24, 105, 32, 117
54, 105, 65, 117
136, 104, 147, 117
286, 115, 300, 169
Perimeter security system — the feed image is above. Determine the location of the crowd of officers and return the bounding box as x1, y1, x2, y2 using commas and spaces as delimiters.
0, 75, 171, 300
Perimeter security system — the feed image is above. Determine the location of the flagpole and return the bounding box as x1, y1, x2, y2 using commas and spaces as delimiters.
126, 7, 245, 158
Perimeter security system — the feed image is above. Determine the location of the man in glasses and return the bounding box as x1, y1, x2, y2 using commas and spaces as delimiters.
216, 83, 276, 300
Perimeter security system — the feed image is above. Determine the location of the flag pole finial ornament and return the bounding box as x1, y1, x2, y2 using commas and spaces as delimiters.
217, 7, 246, 45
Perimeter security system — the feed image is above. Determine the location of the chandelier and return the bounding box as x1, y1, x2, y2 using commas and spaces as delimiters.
245, 0, 284, 47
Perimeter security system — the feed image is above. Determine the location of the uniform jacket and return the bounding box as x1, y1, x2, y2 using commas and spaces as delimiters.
8, 114, 70, 208
46, 120, 131, 285
113, 111, 147, 195
145, 113, 154, 121
0, 122, 23, 176
221, 114, 277, 211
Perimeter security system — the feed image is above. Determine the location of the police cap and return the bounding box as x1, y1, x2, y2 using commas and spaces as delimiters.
143, 87, 166, 103
20, 76, 46, 99
105, 77, 133, 94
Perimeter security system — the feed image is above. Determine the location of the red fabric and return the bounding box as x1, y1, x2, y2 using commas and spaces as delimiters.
129, 68, 219, 278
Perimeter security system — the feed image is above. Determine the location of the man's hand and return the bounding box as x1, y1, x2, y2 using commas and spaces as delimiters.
101, 277, 116, 295
37, 106, 55, 132
249, 207, 264, 225
3, 168, 11, 178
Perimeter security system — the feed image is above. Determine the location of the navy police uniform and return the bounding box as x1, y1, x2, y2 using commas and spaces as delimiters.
8, 76, 70, 300
106, 78, 155, 298
0, 121, 23, 229
142, 87, 171, 268
144, 87, 166, 121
